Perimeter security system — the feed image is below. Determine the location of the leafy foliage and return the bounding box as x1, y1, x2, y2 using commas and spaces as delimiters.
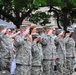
29, 11, 51, 25
0, 0, 76, 29
0, 0, 47, 28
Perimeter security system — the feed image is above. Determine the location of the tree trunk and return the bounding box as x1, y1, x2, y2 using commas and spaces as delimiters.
0, 9, 32, 28
13, 20, 22, 29
48, 7, 62, 29
62, 8, 69, 31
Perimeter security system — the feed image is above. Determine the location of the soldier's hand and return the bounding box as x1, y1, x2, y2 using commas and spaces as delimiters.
23, 29, 29, 35
54, 56, 59, 60
10, 58, 14, 62
17, 31, 20, 34
1, 28, 7, 34
13, 49, 16, 54
48, 30, 53, 34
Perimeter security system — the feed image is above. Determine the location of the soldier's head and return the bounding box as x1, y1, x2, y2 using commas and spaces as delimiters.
20, 25, 30, 35
57, 29, 65, 38
32, 33, 41, 42
36, 25, 44, 34
66, 27, 74, 37
0, 24, 7, 33
6, 28, 12, 35
44, 24, 53, 34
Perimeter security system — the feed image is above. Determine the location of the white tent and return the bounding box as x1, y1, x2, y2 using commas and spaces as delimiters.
0, 19, 16, 28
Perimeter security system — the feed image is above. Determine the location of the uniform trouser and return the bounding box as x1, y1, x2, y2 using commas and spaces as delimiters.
42, 60, 54, 75
56, 58, 67, 75
15, 64, 31, 75
31, 66, 43, 75
66, 57, 75, 74
0, 58, 10, 71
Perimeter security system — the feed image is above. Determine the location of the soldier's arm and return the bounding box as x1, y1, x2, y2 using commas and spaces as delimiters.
64, 36, 69, 43
0, 32, 4, 40
14, 34, 26, 46
0, 44, 9, 58
73, 40, 76, 58
40, 36, 48, 46
52, 47, 59, 60
32, 40, 37, 47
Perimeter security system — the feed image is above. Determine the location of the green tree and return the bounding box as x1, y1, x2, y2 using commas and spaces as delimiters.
0, 0, 46, 28
46, 0, 76, 31
29, 11, 51, 26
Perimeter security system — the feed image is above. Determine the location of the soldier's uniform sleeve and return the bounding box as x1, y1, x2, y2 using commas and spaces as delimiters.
40, 35, 48, 46
64, 36, 69, 43
0, 33, 9, 58
0, 41, 9, 58
14, 34, 26, 47
0, 32, 4, 40
72, 39, 76, 58
7, 36, 14, 59
29, 42, 32, 65
32, 40, 37, 49
54, 36, 59, 45
1, 36, 14, 59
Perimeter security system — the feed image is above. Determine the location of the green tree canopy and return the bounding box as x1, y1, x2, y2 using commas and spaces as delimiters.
29, 11, 51, 25
46, 0, 76, 30
0, 0, 46, 28
0, 0, 76, 30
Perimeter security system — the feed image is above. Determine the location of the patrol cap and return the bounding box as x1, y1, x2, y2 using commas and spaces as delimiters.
44, 24, 53, 28
56, 29, 64, 35
57, 29, 64, 32
32, 33, 41, 38
36, 25, 44, 32
67, 27, 74, 32
0, 24, 7, 28
20, 25, 29, 30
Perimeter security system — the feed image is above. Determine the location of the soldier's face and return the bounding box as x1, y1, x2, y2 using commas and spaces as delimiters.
6, 29, 12, 35
66, 33, 70, 36
46, 28, 51, 33
62, 32, 65, 38
20, 29, 25, 33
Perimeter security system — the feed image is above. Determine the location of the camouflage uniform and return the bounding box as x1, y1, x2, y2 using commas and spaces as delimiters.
64, 36, 75, 74
14, 34, 32, 75
41, 33, 58, 75
31, 40, 43, 75
55, 35, 67, 75
0, 32, 14, 71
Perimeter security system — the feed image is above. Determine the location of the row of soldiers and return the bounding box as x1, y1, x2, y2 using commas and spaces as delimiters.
0, 24, 75, 75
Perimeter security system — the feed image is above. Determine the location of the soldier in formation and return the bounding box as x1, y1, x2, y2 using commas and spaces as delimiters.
14, 25, 32, 75
40, 25, 58, 75
0, 24, 14, 75
31, 33, 43, 75
64, 28, 75, 75
0, 24, 75, 75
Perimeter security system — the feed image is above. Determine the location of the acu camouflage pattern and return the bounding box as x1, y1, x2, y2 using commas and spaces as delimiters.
55, 35, 67, 75
14, 34, 32, 75
64, 36, 76, 74
64, 36, 75, 58
31, 40, 43, 75
0, 32, 14, 71
40, 33, 58, 75
41, 33, 57, 60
